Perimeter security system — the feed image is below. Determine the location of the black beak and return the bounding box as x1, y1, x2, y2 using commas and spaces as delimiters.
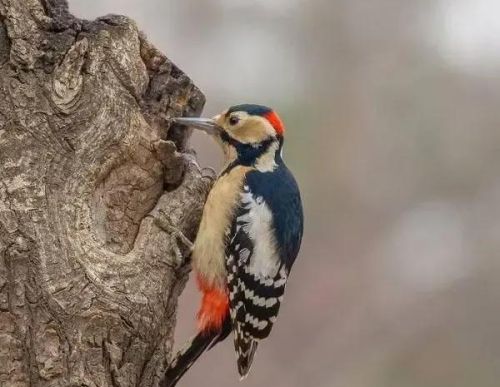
173, 117, 221, 136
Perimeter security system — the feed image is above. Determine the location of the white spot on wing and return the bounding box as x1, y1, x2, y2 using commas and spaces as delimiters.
239, 248, 251, 263
245, 313, 269, 330
266, 297, 278, 307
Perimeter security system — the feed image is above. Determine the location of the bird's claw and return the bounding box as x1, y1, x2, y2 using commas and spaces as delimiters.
201, 166, 217, 180
154, 210, 194, 268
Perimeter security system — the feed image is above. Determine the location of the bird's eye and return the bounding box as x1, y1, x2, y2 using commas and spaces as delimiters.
229, 116, 240, 126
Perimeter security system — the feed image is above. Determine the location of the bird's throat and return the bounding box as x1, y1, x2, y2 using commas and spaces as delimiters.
220, 137, 281, 175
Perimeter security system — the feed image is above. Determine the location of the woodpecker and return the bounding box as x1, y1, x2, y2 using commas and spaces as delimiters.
162, 104, 303, 387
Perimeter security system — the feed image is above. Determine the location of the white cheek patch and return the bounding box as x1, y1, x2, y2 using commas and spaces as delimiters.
238, 189, 280, 279
255, 141, 279, 172
229, 116, 276, 144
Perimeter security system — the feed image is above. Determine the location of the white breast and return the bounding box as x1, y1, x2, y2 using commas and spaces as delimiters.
237, 187, 280, 279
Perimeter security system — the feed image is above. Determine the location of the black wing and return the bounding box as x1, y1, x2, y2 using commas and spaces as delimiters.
225, 184, 289, 377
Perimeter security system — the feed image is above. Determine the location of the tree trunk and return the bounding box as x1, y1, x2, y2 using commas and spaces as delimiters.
0, 1, 208, 386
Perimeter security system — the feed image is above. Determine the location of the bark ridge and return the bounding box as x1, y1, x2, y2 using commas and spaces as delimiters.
0, 0, 208, 385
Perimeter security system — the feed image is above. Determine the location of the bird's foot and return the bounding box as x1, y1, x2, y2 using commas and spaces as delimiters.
201, 166, 217, 180
155, 210, 194, 269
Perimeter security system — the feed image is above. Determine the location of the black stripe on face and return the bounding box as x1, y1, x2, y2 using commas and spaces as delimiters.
219, 134, 276, 176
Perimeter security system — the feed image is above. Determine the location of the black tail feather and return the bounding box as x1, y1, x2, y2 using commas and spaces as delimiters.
208, 317, 232, 350
160, 331, 217, 387
234, 328, 259, 379
160, 318, 231, 387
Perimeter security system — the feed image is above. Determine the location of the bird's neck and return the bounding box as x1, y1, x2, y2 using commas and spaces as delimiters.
221, 136, 283, 175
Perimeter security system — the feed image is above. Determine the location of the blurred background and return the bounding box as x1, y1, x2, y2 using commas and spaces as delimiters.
72, 1, 500, 386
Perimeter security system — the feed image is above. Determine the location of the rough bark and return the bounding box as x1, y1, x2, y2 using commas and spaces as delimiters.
0, 1, 209, 386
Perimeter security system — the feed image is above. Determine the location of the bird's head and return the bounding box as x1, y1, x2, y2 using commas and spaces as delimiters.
174, 104, 285, 147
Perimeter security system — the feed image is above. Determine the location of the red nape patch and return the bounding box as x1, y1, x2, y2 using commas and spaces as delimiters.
264, 111, 285, 135
196, 275, 229, 333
